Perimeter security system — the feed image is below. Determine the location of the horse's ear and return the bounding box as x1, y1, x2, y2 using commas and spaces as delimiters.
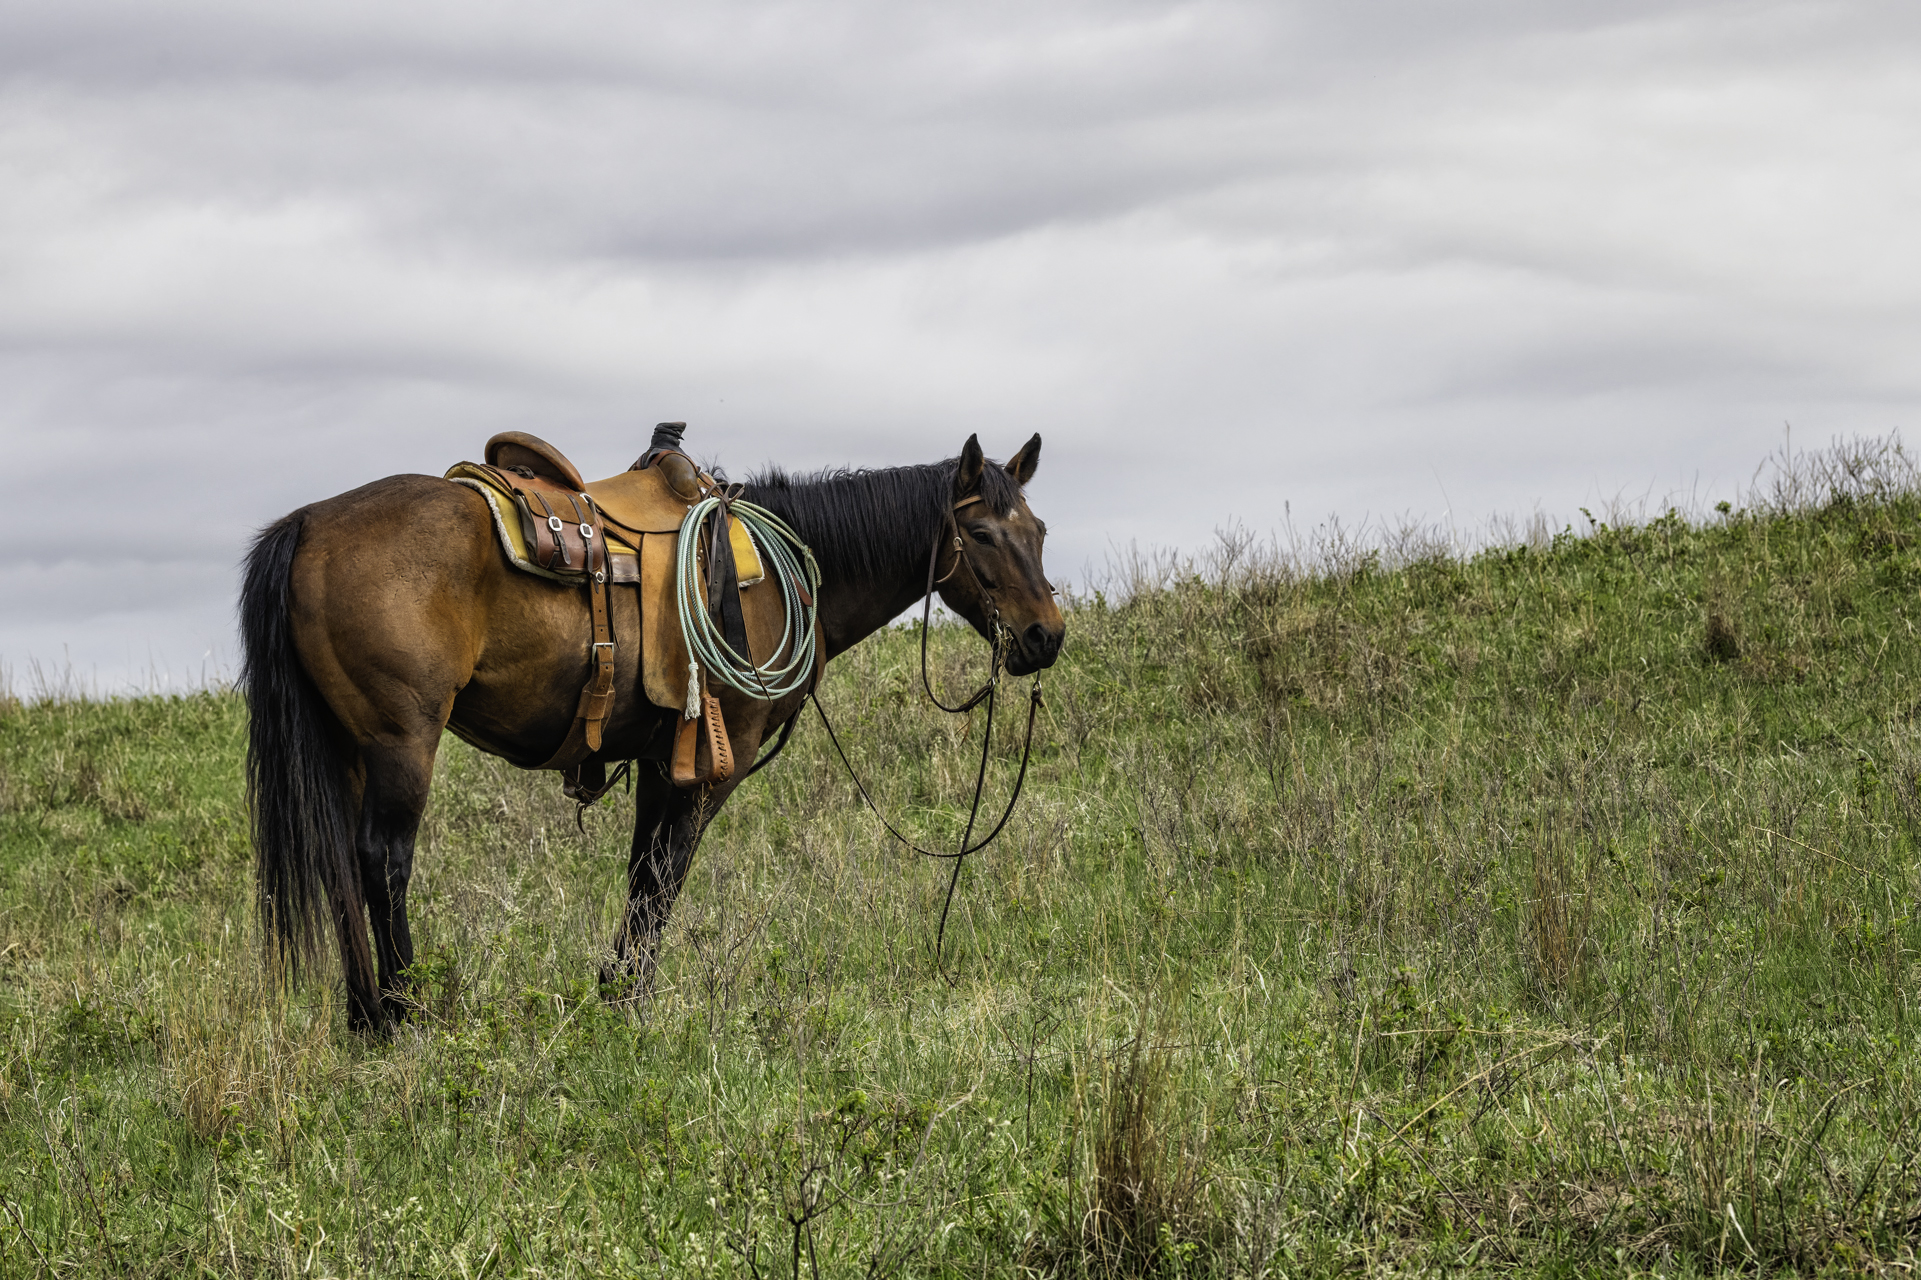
1005, 433, 1041, 486
955, 433, 985, 499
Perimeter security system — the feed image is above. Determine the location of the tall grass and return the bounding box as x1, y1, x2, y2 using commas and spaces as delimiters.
3, 436, 1920, 1275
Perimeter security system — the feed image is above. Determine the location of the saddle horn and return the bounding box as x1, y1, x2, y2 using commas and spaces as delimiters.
632, 421, 701, 499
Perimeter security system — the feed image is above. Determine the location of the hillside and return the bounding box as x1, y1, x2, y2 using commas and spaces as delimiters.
3, 441, 1920, 1276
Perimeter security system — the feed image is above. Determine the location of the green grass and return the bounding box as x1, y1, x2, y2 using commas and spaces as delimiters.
5, 438, 1921, 1276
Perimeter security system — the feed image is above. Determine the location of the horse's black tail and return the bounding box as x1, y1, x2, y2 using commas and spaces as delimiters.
240, 511, 362, 985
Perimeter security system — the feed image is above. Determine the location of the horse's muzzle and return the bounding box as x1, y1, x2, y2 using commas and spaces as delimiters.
1006, 621, 1064, 676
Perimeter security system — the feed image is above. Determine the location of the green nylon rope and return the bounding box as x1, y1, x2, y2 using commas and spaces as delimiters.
675, 497, 822, 711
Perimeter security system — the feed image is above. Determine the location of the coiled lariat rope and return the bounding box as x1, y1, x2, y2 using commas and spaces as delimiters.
675, 495, 822, 704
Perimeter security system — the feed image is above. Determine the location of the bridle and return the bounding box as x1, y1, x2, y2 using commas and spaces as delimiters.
922, 491, 1012, 710
806, 487, 1048, 978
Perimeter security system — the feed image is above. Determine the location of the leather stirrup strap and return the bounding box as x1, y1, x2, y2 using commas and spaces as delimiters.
534, 495, 616, 772
579, 523, 615, 752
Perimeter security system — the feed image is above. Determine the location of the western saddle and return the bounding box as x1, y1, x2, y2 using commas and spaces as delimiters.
444, 423, 789, 799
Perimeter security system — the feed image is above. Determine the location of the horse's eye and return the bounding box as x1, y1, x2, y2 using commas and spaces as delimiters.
970, 529, 994, 546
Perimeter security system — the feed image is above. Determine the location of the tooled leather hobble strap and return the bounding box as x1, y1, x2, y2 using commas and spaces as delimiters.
702, 690, 733, 781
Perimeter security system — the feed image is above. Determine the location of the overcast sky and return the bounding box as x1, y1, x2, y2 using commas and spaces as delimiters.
3, 0, 1917, 693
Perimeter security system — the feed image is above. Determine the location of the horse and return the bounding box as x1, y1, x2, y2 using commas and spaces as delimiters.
239, 432, 1064, 1033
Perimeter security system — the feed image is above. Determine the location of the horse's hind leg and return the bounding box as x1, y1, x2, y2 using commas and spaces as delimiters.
355, 739, 437, 1023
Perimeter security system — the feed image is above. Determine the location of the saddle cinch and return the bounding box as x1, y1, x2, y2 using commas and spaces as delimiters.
445, 423, 785, 797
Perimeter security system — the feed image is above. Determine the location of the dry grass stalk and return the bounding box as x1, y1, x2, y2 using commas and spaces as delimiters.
1084, 1026, 1215, 1276
162, 952, 336, 1151
1524, 833, 1590, 1000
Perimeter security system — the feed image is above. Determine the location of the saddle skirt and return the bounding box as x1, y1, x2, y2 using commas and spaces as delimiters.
445, 438, 783, 718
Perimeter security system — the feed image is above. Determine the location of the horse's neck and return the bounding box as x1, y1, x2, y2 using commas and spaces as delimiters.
817, 538, 936, 661
740, 467, 947, 662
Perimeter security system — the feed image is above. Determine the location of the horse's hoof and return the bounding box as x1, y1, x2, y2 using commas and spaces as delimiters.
598, 959, 657, 1007
597, 975, 646, 1006
348, 1010, 392, 1039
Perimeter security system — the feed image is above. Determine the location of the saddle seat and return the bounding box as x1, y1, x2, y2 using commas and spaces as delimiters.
485, 430, 716, 538
485, 430, 586, 489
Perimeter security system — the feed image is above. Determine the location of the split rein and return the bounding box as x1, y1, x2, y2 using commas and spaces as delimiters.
806, 496, 1046, 974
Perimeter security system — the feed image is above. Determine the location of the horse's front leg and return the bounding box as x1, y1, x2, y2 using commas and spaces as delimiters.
602, 698, 791, 999
603, 763, 731, 997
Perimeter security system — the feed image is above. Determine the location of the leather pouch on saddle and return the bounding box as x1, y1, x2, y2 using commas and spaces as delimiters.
445, 460, 641, 586
515, 484, 602, 574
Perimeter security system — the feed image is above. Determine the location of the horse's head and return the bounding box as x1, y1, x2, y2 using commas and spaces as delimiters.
937, 433, 1065, 677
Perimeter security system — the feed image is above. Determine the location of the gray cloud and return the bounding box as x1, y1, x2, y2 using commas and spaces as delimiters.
2, 0, 1917, 690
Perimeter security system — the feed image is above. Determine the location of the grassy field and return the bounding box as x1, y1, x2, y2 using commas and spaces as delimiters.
5, 440, 1921, 1277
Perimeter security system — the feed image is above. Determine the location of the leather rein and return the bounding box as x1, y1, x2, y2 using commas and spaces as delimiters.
806, 491, 1046, 973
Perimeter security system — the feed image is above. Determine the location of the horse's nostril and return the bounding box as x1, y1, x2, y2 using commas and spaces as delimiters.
1023, 623, 1058, 656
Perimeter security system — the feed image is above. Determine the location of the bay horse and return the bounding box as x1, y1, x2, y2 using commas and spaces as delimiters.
240, 433, 1063, 1033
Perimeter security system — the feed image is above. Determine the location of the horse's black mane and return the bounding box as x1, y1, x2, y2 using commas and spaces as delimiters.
740, 457, 1023, 589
